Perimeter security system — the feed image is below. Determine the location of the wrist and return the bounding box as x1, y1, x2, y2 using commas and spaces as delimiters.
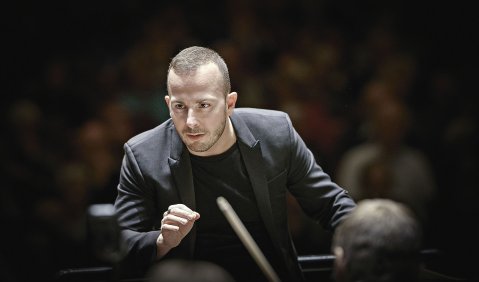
156, 233, 172, 259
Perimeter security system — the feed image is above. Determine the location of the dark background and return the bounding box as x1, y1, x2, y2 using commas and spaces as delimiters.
2, 1, 478, 281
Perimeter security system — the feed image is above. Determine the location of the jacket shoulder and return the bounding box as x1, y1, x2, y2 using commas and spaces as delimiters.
234, 108, 292, 129
232, 108, 295, 148
234, 108, 289, 119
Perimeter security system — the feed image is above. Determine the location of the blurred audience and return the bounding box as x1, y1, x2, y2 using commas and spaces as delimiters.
336, 91, 436, 228
2, 1, 476, 281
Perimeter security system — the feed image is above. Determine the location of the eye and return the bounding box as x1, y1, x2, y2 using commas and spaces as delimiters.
199, 103, 210, 108
173, 104, 185, 110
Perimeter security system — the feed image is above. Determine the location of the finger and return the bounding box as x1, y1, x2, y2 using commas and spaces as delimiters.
191, 212, 200, 220
168, 206, 198, 220
162, 214, 189, 225
168, 204, 193, 213
161, 224, 180, 231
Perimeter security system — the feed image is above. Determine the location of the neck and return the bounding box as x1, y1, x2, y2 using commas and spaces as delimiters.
223, 117, 237, 147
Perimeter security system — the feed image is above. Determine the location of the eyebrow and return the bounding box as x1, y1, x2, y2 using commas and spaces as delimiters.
170, 96, 218, 104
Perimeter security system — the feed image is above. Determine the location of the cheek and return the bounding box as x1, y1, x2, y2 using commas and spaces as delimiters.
171, 115, 185, 130
206, 112, 224, 127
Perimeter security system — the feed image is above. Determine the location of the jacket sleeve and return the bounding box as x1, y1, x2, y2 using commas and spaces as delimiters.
285, 115, 356, 230
114, 142, 160, 277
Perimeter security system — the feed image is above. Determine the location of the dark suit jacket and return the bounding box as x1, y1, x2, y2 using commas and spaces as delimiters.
114, 108, 356, 281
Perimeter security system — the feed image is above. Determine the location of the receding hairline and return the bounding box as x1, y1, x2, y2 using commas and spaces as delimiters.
168, 62, 219, 80
167, 46, 231, 95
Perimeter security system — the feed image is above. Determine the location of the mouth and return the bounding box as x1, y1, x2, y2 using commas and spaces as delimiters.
185, 132, 205, 141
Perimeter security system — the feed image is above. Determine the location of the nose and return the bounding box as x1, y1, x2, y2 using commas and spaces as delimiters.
186, 109, 199, 128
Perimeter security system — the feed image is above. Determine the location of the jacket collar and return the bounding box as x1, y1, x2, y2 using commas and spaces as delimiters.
231, 112, 282, 254
167, 124, 196, 257
230, 111, 257, 147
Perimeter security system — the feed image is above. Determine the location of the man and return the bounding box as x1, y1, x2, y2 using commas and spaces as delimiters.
114, 46, 356, 281
332, 198, 422, 282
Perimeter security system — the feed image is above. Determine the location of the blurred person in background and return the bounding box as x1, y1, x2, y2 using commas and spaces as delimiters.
336, 89, 436, 229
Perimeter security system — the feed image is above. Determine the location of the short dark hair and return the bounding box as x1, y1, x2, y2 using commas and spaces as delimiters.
167, 46, 231, 95
332, 199, 422, 282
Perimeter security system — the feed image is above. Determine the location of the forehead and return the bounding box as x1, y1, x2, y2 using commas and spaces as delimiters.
168, 63, 223, 95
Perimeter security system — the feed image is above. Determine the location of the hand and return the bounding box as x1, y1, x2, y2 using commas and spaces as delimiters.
156, 204, 200, 258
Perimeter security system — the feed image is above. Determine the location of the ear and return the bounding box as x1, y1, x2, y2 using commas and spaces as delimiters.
164, 95, 172, 117
333, 246, 347, 282
226, 92, 237, 115
164, 95, 170, 106
334, 246, 345, 264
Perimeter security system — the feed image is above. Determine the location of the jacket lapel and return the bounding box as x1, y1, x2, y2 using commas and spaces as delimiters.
231, 114, 282, 252
168, 127, 196, 210
168, 126, 196, 257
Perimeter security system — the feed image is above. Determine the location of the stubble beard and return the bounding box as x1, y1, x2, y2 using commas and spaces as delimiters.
184, 111, 227, 153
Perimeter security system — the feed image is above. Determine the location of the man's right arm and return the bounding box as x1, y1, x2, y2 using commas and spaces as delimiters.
114, 143, 201, 271
114, 143, 161, 275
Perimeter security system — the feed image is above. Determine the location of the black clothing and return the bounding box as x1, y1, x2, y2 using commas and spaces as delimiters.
192, 143, 286, 281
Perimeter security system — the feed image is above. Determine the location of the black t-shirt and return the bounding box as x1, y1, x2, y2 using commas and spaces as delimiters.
191, 143, 286, 281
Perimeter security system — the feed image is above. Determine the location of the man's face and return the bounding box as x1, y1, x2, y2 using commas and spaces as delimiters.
165, 63, 236, 156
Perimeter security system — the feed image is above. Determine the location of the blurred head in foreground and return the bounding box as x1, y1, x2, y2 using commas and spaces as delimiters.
332, 199, 422, 282
147, 259, 235, 282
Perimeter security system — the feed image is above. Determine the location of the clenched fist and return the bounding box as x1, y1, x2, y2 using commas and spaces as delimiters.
156, 204, 200, 258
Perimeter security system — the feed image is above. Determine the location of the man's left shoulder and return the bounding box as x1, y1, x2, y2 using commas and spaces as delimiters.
232, 108, 293, 137
234, 107, 289, 118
